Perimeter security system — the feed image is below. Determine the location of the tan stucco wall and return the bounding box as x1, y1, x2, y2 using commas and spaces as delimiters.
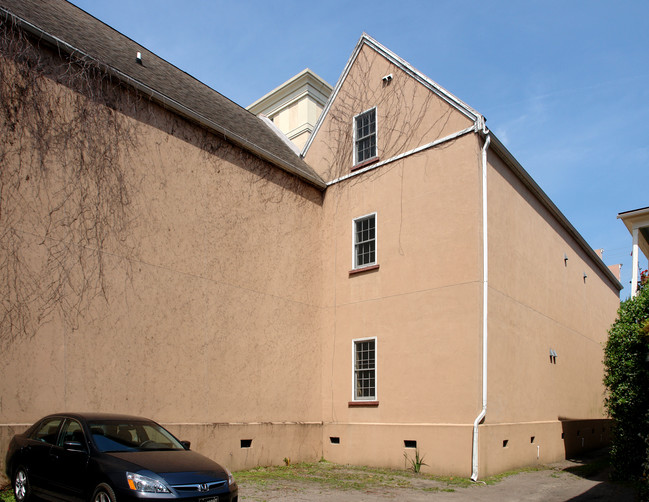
165, 423, 322, 472
318, 136, 484, 426
310, 70, 485, 473
0, 54, 325, 479
477, 419, 612, 477
323, 423, 473, 475
305, 43, 474, 182
486, 150, 619, 426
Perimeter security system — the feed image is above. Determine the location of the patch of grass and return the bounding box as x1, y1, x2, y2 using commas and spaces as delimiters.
235, 461, 474, 493
482, 465, 548, 485
425, 474, 473, 488
0, 486, 15, 502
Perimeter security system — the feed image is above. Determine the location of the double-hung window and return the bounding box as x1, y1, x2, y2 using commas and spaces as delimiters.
353, 338, 376, 401
353, 213, 376, 269
354, 107, 377, 165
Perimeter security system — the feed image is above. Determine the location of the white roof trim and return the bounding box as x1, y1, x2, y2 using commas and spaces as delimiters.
302, 33, 483, 156
248, 68, 332, 114
327, 124, 476, 186
259, 116, 302, 156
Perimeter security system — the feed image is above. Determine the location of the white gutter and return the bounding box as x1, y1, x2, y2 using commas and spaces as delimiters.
326, 125, 476, 186
471, 127, 490, 481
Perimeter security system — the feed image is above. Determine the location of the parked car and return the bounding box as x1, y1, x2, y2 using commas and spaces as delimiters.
5, 412, 238, 502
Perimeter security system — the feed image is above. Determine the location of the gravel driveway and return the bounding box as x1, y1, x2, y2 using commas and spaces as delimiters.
237, 452, 637, 501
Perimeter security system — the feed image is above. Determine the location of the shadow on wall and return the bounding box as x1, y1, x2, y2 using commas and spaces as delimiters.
559, 417, 612, 459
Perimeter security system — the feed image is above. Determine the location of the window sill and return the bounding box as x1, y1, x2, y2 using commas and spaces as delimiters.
348, 401, 379, 407
352, 156, 380, 171
349, 264, 380, 276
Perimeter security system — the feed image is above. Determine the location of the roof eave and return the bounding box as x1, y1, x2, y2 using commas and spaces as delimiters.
1, 7, 326, 190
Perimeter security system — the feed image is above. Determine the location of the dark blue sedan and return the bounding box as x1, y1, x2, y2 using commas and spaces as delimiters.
5, 413, 238, 502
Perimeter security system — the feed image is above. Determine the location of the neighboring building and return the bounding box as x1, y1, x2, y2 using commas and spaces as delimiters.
618, 206, 649, 297
247, 69, 333, 150
0, 0, 622, 483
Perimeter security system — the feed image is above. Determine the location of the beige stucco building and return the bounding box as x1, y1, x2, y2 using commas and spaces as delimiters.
247, 68, 332, 151
0, 0, 621, 483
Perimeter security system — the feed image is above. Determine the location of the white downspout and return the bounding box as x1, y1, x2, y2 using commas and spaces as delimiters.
471, 127, 490, 482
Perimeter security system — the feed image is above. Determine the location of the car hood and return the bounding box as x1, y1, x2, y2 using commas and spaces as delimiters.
106, 450, 227, 482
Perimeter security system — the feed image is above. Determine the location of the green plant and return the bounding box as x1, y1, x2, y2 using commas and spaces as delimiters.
403, 448, 427, 473
603, 279, 649, 497
0, 486, 15, 502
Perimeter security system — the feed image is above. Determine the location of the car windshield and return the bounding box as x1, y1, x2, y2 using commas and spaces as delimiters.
88, 420, 185, 452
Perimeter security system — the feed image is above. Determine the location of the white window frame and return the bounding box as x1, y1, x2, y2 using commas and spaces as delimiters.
352, 337, 377, 401
353, 107, 378, 166
352, 212, 377, 270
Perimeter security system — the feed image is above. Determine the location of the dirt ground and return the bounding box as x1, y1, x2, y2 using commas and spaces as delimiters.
237, 453, 638, 502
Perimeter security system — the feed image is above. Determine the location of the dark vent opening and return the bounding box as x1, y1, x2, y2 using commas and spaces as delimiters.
330, 437, 340, 444
404, 440, 417, 449
503, 439, 509, 448
240, 439, 252, 448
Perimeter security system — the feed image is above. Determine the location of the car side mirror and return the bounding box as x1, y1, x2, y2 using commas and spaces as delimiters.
63, 441, 86, 452
180, 440, 191, 450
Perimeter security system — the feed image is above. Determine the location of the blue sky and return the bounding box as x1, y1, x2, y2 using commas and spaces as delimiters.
70, 0, 649, 297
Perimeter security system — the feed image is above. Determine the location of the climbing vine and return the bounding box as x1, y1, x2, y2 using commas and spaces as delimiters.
0, 18, 142, 345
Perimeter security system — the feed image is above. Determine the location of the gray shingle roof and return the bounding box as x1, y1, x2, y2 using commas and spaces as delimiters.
0, 0, 325, 189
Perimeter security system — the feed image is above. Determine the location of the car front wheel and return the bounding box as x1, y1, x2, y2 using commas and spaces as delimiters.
92, 483, 116, 502
13, 467, 31, 502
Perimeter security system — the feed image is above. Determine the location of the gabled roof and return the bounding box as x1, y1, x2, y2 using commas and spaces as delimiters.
0, 0, 326, 189
302, 33, 485, 156
302, 33, 622, 291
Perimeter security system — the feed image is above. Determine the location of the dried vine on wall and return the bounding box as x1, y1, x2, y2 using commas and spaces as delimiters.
321, 48, 449, 182
0, 19, 142, 345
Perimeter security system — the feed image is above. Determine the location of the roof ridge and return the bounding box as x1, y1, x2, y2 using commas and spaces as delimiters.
302, 32, 483, 156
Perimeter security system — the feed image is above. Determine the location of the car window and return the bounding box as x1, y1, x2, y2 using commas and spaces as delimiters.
30, 417, 63, 445
58, 419, 87, 450
89, 420, 184, 452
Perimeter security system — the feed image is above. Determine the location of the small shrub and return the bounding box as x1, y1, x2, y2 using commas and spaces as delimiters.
603, 279, 649, 497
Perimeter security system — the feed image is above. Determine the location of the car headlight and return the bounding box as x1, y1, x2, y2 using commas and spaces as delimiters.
225, 467, 235, 487
126, 472, 171, 493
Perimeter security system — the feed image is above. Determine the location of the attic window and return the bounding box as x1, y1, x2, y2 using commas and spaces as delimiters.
354, 107, 377, 166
